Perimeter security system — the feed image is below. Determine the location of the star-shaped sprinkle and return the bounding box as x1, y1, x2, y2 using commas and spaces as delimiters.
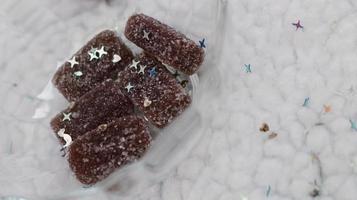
323, 104, 331, 113
112, 54, 121, 63
62, 112, 72, 121
88, 47, 99, 61
149, 67, 158, 77
57, 129, 72, 148
129, 60, 140, 71
199, 38, 206, 48
292, 20, 304, 31
303, 97, 310, 107
67, 56, 79, 68
138, 65, 147, 75
350, 119, 357, 131
96, 46, 108, 58
125, 82, 134, 93
244, 64, 251, 73
143, 30, 150, 40
73, 71, 83, 77
143, 97, 152, 107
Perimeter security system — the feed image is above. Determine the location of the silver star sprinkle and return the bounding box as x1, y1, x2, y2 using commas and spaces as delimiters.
97, 46, 108, 58
73, 71, 83, 77
143, 97, 152, 107
143, 30, 150, 40
57, 129, 72, 148
138, 65, 147, 75
67, 56, 79, 68
129, 60, 140, 71
88, 47, 98, 61
62, 112, 72, 121
112, 54, 121, 63
125, 82, 134, 92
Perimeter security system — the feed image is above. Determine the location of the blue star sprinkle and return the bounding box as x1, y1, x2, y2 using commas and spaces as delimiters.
350, 119, 357, 131
199, 38, 206, 48
303, 97, 310, 107
149, 67, 158, 78
244, 64, 252, 73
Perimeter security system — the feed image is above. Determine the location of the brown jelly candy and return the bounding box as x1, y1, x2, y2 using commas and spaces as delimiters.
125, 14, 204, 75
52, 30, 134, 101
50, 79, 134, 145
68, 116, 151, 185
117, 52, 191, 128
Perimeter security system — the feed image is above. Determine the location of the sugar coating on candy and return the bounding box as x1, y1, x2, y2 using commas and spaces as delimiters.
68, 116, 151, 185
50, 80, 134, 145
124, 14, 204, 75
117, 53, 191, 128
52, 30, 134, 101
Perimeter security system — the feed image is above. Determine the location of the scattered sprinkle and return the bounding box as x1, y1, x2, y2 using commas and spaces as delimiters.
57, 128, 73, 148
303, 97, 310, 107
149, 67, 158, 78
138, 65, 147, 75
96, 46, 108, 58
350, 119, 357, 131
62, 112, 72, 121
112, 54, 121, 63
88, 47, 99, 61
144, 97, 152, 107
125, 82, 134, 93
244, 64, 251, 73
67, 56, 79, 68
309, 188, 320, 198
260, 123, 270, 132
143, 30, 150, 40
74, 71, 83, 77
292, 20, 304, 31
199, 38, 206, 48
129, 60, 140, 71
268, 132, 278, 139
266, 185, 271, 197
323, 104, 331, 113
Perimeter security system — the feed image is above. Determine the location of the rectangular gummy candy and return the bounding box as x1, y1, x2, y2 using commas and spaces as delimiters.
117, 52, 191, 128
125, 14, 204, 75
52, 30, 134, 101
50, 79, 134, 145
68, 115, 151, 185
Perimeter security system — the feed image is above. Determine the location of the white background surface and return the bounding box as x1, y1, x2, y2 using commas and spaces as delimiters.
1, 0, 357, 199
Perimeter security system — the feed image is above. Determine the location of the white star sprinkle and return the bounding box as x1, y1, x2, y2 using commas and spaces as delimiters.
125, 82, 134, 92
88, 47, 98, 61
57, 129, 72, 148
129, 60, 140, 71
62, 112, 72, 121
97, 46, 108, 58
112, 54, 121, 63
138, 65, 147, 74
143, 30, 150, 40
67, 56, 79, 68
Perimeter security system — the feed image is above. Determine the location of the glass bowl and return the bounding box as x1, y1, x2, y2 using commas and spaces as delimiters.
0, 0, 227, 199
